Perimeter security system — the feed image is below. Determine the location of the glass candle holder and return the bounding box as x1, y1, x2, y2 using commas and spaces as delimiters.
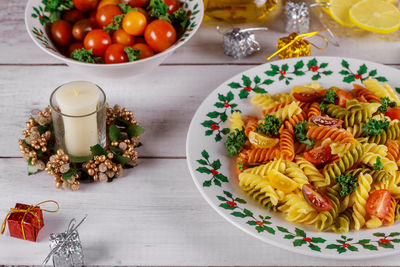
50, 81, 106, 161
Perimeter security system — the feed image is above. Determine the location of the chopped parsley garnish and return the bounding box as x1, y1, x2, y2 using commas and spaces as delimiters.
362, 118, 390, 137
294, 121, 314, 146
236, 162, 244, 171
117, 3, 137, 13
320, 88, 337, 113
42, 0, 74, 22
170, 8, 190, 35
337, 173, 358, 197
374, 156, 383, 170
224, 127, 246, 156
70, 48, 103, 63
147, 0, 170, 22
256, 114, 281, 136
124, 47, 141, 62
376, 97, 397, 114
103, 14, 124, 33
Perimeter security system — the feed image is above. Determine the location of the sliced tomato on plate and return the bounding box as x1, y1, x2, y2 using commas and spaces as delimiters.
335, 88, 354, 107
293, 90, 326, 102
302, 184, 333, 212
304, 145, 332, 166
366, 189, 392, 218
311, 115, 343, 128
385, 107, 400, 120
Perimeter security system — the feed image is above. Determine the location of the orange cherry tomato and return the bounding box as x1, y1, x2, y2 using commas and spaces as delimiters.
122, 11, 147, 36
144, 19, 176, 52
123, 0, 149, 8
68, 42, 84, 56
132, 43, 154, 59
51, 20, 72, 47
164, 0, 179, 14
98, 0, 121, 9
385, 107, 400, 121
112, 29, 135, 46
84, 29, 112, 56
366, 189, 392, 218
302, 184, 333, 212
62, 9, 85, 24
304, 145, 332, 166
72, 19, 95, 41
335, 88, 354, 107
104, 43, 128, 63
96, 4, 123, 27
73, 0, 99, 11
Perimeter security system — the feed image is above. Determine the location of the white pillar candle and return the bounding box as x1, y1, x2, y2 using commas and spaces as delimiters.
55, 81, 100, 157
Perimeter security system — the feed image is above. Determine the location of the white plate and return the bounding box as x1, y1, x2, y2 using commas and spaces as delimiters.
186, 56, 400, 259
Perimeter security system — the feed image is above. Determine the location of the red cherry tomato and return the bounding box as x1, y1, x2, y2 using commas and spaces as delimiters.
89, 10, 99, 27
336, 88, 354, 107
96, 5, 123, 27
84, 29, 112, 56
104, 43, 128, 63
132, 43, 154, 59
385, 107, 400, 120
302, 184, 333, 212
366, 189, 392, 218
122, 11, 147, 36
164, 0, 179, 14
134, 36, 146, 43
112, 29, 135, 46
304, 145, 332, 166
98, 0, 121, 9
73, 0, 99, 11
62, 9, 85, 24
311, 115, 343, 128
293, 90, 326, 102
68, 42, 84, 56
123, 0, 149, 7
144, 19, 176, 52
51, 20, 72, 47
72, 19, 95, 41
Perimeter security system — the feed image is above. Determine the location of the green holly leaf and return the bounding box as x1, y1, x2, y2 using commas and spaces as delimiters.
254, 75, 261, 84
271, 64, 279, 71
308, 243, 321, 252
255, 225, 265, 232
293, 239, 307, 247
253, 87, 267, 94
343, 75, 356, 83
264, 226, 275, 234
127, 124, 145, 138
389, 232, 400, 237
348, 246, 358, 252
205, 130, 213, 136
341, 60, 349, 68
362, 244, 378, 250
221, 128, 230, 134
230, 103, 238, 109
201, 120, 215, 127
226, 91, 234, 102
293, 70, 305, 76
285, 80, 290, 86
223, 190, 232, 198
196, 167, 211, 174
203, 180, 211, 187
216, 173, 228, 182
339, 70, 350, 75
215, 102, 225, 108
373, 233, 386, 237
390, 239, 400, 243
207, 111, 220, 118
213, 179, 221, 186
247, 220, 258, 225
295, 228, 306, 237
220, 113, 228, 122
281, 64, 289, 71
242, 75, 251, 87
239, 90, 249, 99
265, 70, 278, 76
243, 208, 253, 216
218, 93, 226, 102
326, 244, 341, 249
277, 226, 289, 233
196, 159, 207, 165
337, 240, 345, 244
307, 58, 317, 68
369, 69, 377, 77
219, 203, 235, 209
311, 237, 326, 243
357, 64, 367, 75
294, 60, 304, 69
284, 234, 295, 239
396, 87, 400, 94
234, 197, 246, 204
279, 76, 285, 81
211, 159, 221, 170
109, 124, 122, 142
231, 211, 246, 218
202, 150, 209, 160
312, 73, 321, 80
320, 63, 328, 68
228, 82, 241, 89
357, 239, 371, 244
379, 242, 394, 249
217, 196, 227, 201
90, 144, 108, 156
322, 71, 333, 76
337, 247, 347, 254
376, 76, 388, 82
215, 133, 222, 142
62, 168, 77, 181
263, 79, 274, 85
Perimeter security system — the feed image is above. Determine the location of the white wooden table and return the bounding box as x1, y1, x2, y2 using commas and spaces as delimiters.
1, 0, 400, 265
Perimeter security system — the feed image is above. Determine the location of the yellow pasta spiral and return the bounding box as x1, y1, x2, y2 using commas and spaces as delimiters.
352, 173, 373, 230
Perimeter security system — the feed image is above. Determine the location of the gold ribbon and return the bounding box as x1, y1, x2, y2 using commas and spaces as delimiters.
267, 28, 329, 61
1, 200, 59, 240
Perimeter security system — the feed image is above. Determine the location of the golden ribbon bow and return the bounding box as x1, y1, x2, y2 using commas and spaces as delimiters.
1, 200, 59, 240
267, 28, 329, 61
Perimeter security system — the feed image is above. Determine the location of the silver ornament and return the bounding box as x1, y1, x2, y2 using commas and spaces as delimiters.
285, 1, 310, 34
222, 27, 267, 59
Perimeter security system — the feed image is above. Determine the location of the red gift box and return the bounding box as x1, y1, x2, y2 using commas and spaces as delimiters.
3, 203, 44, 242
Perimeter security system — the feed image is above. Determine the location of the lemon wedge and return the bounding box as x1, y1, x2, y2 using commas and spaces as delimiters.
267, 170, 297, 193
328, 0, 360, 28
248, 131, 279, 148
349, 0, 400, 33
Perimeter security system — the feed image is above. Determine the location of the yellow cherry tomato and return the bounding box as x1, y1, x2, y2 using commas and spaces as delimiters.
98, 0, 121, 9
122, 11, 147, 36
267, 170, 297, 193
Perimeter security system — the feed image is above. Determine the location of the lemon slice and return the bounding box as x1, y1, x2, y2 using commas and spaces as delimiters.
248, 131, 279, 148
328, 0, 360, 27
267, 170, 297, 193
349, 0, 400, 33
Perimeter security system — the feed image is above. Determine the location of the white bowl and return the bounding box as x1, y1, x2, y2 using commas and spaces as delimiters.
25, 0, 203, 78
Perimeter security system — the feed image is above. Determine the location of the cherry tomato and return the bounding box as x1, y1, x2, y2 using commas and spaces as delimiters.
293, 90, 326, 102
366, 189, 392, 218
132, 43, 154, 59
122, 11, 147, 36
72, 19, 95, 40
123, 0, 149, 8
304, 145, 332, 166
104, 43, 128, 63
51, 20, 72, 47
311, 115, 343, 128
62, 9, 85, 24
302, 184, 333, 212
385, 107, 400, 121
96, 5, 123, 27
88, 10, 99, 27
112, 29, 135, 46
73, 0, 99, 11
68, 42, 84, 56
335, 88, 354, 107
144, 19, 176, 52
134, 36, 146, 43
164, 0, 179, 14
84, 29, 112, 56
98, 0, 121, 9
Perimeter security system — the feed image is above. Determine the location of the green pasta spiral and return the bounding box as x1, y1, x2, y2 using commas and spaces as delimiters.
368, 122, 400, 144
322, 143, 364, 185
325, 104, 346, 119
346, 168, 388, 184
343, 106, 370, 128
332, 208, 353, 234
315, 184, 341, 231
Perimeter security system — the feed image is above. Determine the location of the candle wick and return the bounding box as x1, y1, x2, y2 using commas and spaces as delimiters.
73, 89, 80, 96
